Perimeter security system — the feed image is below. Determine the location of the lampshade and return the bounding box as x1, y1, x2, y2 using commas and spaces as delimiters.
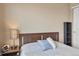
10, 29, 18, 39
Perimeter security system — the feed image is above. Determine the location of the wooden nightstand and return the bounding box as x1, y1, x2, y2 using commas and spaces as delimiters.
2, 47, 19, 56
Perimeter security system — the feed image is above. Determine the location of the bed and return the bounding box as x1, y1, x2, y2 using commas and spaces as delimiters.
19, 32, 79, 56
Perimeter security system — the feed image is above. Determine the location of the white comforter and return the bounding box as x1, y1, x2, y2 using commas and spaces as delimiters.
20, 41, 79, 56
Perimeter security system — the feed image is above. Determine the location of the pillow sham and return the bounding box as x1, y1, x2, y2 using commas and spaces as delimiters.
37, 40, 52, 51
46, 37, 56, 49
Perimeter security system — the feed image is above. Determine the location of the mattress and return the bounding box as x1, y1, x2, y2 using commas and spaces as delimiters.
20, 41, 79, 56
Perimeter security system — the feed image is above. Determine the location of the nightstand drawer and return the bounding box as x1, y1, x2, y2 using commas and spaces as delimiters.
2, 50, 19, 56
2, 52, 18, 56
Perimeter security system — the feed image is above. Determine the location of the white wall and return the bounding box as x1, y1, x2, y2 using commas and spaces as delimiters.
0, 4, 6, 47
4, 3, 72, 44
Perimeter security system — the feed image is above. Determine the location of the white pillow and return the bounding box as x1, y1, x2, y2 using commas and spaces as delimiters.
37, 40, 52, 51
46, 37, 56, 49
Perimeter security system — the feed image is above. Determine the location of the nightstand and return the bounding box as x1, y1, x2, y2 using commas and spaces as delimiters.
2, 47, 19, 56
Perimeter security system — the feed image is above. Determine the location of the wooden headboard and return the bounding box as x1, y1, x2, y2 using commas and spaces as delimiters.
19, 32, 59, 47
